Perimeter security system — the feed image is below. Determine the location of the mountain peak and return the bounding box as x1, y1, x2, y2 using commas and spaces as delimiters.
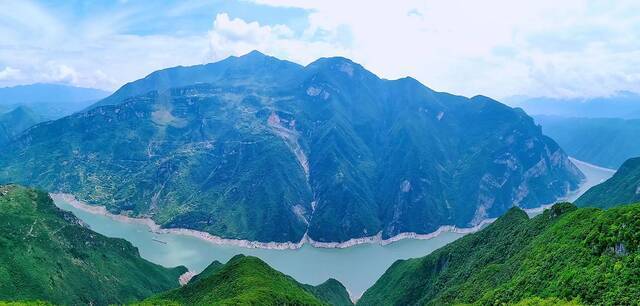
231, 50, 274, 62
244, 50, 267, 57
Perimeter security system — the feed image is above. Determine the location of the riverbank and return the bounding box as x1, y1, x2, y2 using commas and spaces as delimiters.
50, 157, 613, 251
569, 157, 617, 174
51, 193, 498, 250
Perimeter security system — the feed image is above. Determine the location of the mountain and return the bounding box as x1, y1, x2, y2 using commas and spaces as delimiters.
0, 51, 583, 243
534, 115, 640, 169
575, 157, 640, 208
358, 202, 640, 305
0, 83, 110, 120
139, 255, 352, 306
0, 185, 186, 305
89, 50, 300, 109
302, 279, 353, 306
0, 106, 41, 144
507, 91, 640, 119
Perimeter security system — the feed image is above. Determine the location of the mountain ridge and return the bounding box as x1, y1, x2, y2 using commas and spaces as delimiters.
0, 51, 584, 243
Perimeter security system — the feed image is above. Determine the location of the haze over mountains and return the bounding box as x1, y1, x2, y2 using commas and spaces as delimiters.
507, 92, 640, 169
534, 116, 640, 169
0, 106, 41, 144
508, 92, 640, 119
0, 51, 583, 244
0, 83, 110, 120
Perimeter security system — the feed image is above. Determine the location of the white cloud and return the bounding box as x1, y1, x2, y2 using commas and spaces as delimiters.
0, 67, 21, 81
0, 0, 210, 90
2, 0, 640, 99
207, 13, 348, 64
246, 0, 640, 99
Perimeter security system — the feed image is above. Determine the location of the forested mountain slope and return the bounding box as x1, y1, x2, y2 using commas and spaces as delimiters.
139, 255, 352, 306
0, 51, 583, 243
359, 203, 640, 305
575, 157, 640, 208
0, 185, 186, 305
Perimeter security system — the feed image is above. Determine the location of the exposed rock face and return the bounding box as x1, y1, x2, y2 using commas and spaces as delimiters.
0, 52, 584, 243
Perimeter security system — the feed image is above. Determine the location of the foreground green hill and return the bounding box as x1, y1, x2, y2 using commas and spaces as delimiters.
0, 51, 582, 243
575, 157, 640, 208
140, 255, 352, 306
358, 202, 640, 305
0, 185, 186, 305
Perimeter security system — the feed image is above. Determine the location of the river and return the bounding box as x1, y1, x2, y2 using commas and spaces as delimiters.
52, 157, 615, 298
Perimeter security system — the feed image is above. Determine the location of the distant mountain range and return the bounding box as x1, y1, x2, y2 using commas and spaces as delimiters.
507, 92, 640, 119
0, 83, 110, 120
0, 51, 583, 244
534, 115, 640, 169
0, 106, 41, 144
0, 185, 185, 305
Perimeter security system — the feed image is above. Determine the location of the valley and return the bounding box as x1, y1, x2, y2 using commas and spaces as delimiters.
0, 52, 584, 245
51, 157, 612, 298
2, 2, 640, 305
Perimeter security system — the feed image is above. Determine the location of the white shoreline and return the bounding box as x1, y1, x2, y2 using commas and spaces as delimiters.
569, 157, 616, 174
50, 158, 599, 251
50, 193, 503, 250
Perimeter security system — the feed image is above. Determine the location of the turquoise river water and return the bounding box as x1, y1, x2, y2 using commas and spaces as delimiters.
53, 158, 614, 297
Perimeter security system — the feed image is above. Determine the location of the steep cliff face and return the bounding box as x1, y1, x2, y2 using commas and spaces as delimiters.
0, 51, 583, 243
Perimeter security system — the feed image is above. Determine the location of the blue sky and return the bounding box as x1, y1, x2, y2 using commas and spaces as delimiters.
1, 0, 640, 99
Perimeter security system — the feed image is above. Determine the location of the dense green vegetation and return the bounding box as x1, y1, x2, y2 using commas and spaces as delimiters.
0, 302, 53, 306
535, 115, 640, 168
186, 260, 223, 284
140, 255, 352, 306
0, 185, 186, 305
512, 297, 581, 306
358, 202, 640, 305
0, 51, 582, 243
509, 91, 640, 119
302, 279, 353, 306
575, 157, 640, 208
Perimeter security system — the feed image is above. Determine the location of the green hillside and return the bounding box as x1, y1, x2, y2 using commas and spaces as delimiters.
140, 255, 352, 306
575, 157, 640, 208
303, 279, 353, 306
0, 52, 583, 243
0, 185, 186, 305
358, 202, 640, 305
